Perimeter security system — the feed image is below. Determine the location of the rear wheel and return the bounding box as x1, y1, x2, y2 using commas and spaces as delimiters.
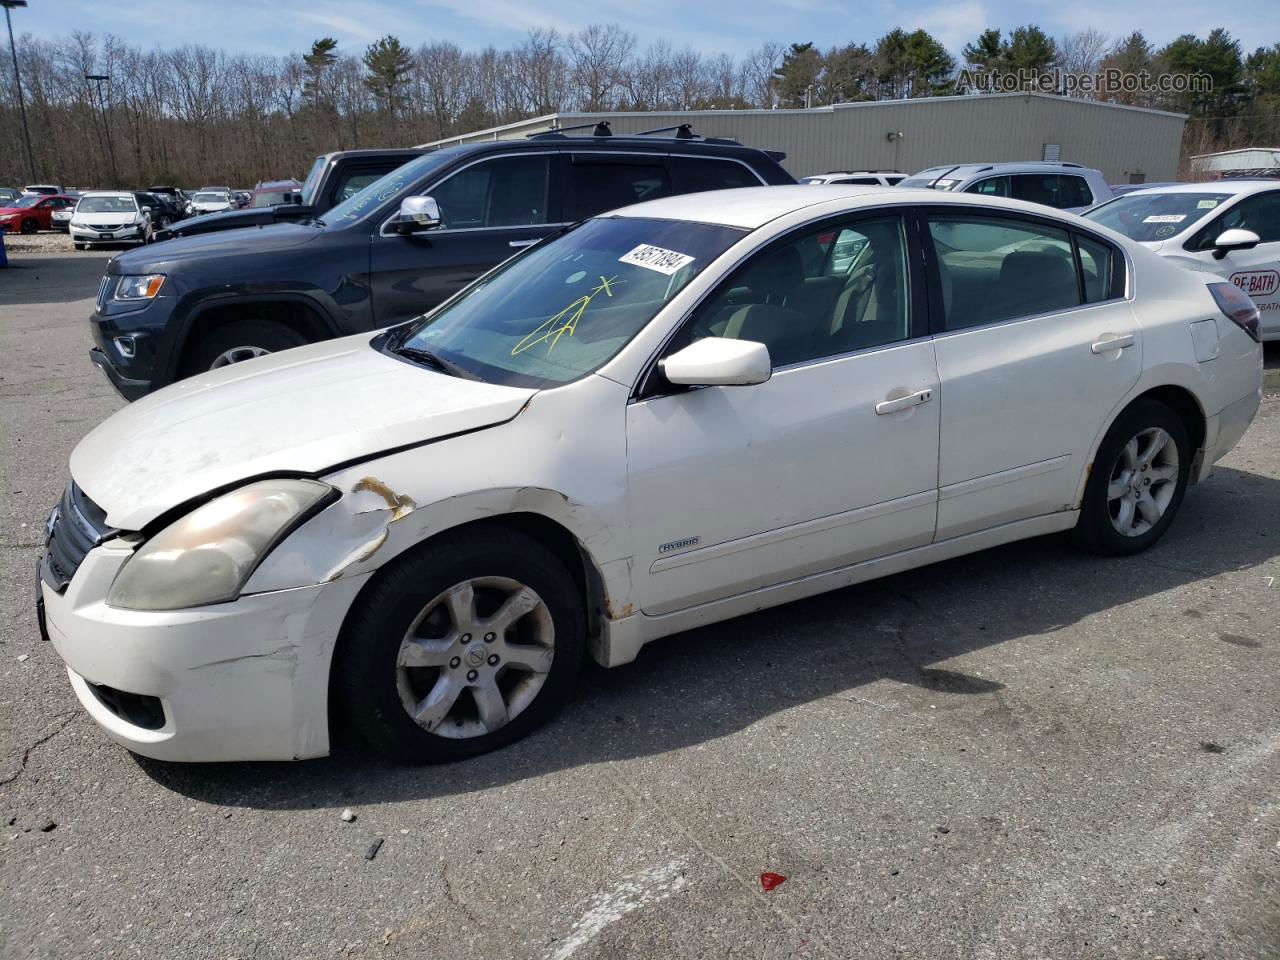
181, 320, 309, 375
335, 529, 585, 763
1075, 399, 1191, 555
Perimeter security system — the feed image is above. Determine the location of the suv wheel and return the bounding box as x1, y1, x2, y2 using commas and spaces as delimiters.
182, 320, 309, 374
335, 529, 585, 763
1075, 399, 1191, 556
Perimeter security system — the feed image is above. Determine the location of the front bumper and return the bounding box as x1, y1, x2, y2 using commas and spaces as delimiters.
41, 538, 369, 762
89, 347, 150, 401
71, 224, 146, 243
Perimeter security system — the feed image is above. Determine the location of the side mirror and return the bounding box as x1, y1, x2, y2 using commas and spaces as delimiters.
396, 195, 440, 234
1213, 228, 1260, 260
661, 337, 772, 387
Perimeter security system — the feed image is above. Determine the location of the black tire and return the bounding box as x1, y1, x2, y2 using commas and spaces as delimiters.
20, 218, 37, 234
73, 242, 85, 250
1075, 399, 1192, 556
334, 528, 586, 763
181, 319, 309, 375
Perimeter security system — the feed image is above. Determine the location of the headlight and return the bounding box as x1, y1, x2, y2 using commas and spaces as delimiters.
114, 274, 166, 300
107, 479, 333, 610
932, 178, 960, 191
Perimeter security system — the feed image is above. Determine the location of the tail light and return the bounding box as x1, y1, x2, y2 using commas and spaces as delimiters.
1208, 282, 1261, 342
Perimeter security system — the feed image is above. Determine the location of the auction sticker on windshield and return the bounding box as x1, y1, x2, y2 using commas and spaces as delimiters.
1143, 214, 1186, 224
620, 244, 695, 275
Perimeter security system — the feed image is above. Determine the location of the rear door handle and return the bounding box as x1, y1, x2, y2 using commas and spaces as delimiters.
509, 238, 539, 249
1091, 334, 1135, 354
875, 388, 933, 415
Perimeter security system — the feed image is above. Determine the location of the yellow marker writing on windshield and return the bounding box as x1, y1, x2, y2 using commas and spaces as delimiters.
512, 275, 621, 356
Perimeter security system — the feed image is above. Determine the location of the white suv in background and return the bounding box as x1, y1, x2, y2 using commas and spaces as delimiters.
1084, 179, 1280, 340
899, 162, 1112, 213
801, 171, 906, 186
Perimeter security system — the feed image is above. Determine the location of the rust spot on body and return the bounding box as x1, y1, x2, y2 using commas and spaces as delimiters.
353, 476, 416, 521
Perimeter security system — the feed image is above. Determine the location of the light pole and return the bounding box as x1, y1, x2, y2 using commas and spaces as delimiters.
85, 72, 118, 186
1, 0, 35, 184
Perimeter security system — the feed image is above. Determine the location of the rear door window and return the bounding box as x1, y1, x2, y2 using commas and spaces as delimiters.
925, 215, 1083, 329
568, 157, 671, 220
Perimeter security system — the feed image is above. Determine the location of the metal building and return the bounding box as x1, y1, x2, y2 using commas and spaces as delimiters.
422, 92, 1186, 184
1190, 147, 1280, 178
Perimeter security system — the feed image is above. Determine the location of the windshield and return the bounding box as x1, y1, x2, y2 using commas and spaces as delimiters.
300, 156, 326, 206
324, 149, 463, 225
395, 216, 746, 388
1083, 192, 1229, 242
10, 195, 42, 208
77, 195, 136, 213
194, 192, 228, 203
252, 190, 293, 207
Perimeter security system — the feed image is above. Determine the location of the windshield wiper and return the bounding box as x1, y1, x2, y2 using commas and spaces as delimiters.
393, 345, 481, 381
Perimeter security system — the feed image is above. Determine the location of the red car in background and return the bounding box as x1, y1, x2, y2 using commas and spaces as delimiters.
0, 193, 76, 233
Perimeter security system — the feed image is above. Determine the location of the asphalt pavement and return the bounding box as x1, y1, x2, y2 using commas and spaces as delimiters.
2, 250, 1278, 960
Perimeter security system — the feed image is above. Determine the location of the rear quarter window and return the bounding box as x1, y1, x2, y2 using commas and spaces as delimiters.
668, 157, 762, 193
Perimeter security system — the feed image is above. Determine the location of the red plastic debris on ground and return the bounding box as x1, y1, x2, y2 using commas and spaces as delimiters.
760, 871, 787, 891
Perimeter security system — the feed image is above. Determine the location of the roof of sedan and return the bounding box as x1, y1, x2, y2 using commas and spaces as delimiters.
614, 184, 913, 229
1120, 179, 1277, 198
613, 183, 1085, 230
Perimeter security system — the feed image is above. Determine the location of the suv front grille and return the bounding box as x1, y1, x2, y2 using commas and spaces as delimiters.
96, 275, 111, 309
41, 483, 115, 592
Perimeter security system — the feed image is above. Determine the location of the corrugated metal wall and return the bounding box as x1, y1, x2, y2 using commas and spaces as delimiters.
424, 94, 1185, 184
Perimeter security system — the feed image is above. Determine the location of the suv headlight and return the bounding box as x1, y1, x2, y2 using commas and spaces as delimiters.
114, 274, 166, 300
107, 479, 334, 610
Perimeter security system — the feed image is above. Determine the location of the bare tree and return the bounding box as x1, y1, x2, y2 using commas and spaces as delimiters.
566, 23, 635, 110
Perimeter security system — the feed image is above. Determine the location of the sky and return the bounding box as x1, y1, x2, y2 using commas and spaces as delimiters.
18, 0, 1280, 61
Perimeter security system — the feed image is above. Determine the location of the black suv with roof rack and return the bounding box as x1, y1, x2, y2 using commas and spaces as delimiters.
89, 124, 794, 399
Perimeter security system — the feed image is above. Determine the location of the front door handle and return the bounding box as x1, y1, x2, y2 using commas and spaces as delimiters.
509, 238, 539, 249
1091, 333, 1135, 354
875, 388, 933, 415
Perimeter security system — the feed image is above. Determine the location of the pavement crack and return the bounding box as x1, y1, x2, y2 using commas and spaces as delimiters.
441, 862, 485, 928
0, 712, 79, 787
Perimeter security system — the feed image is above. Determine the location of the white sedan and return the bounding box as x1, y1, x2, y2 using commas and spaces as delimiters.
39, 186, 1263, 764
1084, 179, 1280, 340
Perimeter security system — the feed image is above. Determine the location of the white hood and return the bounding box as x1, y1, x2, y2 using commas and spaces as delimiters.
72, 335, 535, 529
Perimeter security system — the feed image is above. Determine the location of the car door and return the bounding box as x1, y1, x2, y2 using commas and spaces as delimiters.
922, 209, 1139, 540
1180, 190, 1280, 319
626, 211, 940, 615
368, 152, 563, 326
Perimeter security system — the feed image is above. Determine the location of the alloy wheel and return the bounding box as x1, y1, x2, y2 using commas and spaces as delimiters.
395, 576, 555, 739
1106, 426, 1179, 537
209, 345, 271, 368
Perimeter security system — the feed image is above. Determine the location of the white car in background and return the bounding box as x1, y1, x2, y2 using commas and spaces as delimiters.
188, 190, 235, 214
899, 162, 1113, 213
1084, 180, 1280, 340
801, 171, 907, 187
39, 186, 1261, 765
70, 192, 154, 248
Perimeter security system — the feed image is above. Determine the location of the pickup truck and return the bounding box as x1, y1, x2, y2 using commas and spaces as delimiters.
155, 148, 423, 240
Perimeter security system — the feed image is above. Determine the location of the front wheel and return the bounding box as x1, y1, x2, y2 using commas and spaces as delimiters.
334, 529, 585, 763
20, 218, 37, 234
181, 320, 309, 375
1075, 399, 1191, 556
